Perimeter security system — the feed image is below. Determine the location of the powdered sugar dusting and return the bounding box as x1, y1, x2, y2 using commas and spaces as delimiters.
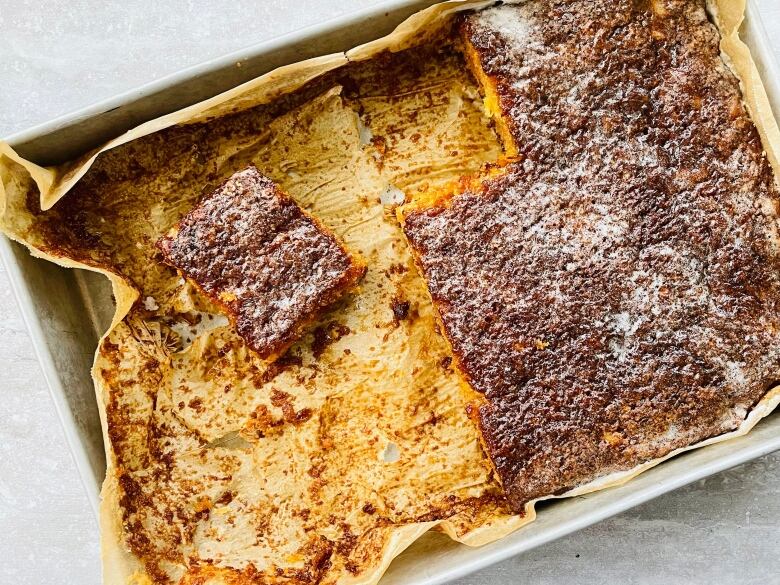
474, 2, 532, 46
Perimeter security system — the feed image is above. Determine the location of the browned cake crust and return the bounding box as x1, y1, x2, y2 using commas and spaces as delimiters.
401, 0, 780, 511
158, 166, 366, 359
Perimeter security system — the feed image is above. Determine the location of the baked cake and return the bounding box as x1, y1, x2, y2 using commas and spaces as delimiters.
2, 0, 780, 582
400, 0, 780, 511
158, 165, 366, 359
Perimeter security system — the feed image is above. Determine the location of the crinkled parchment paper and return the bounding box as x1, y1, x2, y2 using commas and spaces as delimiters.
1, 0, 779, 583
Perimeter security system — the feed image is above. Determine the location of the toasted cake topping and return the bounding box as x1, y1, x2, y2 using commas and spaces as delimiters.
158, 166, 365, 359
402, 0, 780, 511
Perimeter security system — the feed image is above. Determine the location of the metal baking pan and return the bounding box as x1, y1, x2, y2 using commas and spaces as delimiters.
2, 1, 779, 583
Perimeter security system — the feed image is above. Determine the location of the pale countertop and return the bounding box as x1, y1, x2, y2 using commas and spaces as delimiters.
2, 1, 780, 584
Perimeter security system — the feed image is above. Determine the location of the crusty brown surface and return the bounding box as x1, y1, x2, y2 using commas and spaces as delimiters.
157, 166, 365, 359
401, 0, 780, 511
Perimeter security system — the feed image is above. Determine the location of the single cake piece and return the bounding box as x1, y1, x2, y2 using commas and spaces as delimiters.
158, 166, 366, 359
400, 0, 780, 512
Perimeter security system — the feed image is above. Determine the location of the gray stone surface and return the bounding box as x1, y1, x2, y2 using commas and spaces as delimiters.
1, 1, 780, 584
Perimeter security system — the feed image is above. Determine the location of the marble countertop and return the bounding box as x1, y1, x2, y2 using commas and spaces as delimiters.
1, 1, 780, 584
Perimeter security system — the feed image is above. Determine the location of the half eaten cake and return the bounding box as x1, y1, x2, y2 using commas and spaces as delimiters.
400, 0, 780, 512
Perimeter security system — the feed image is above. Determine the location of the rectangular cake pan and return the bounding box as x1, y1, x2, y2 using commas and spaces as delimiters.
2, 1, 779, 583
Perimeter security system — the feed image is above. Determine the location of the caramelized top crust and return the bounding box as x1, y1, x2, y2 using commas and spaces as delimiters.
158, 166, 365, 359
402, 0, 780, 510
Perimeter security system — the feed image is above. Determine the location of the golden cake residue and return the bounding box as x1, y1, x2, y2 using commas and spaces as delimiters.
12, 42, 519, 584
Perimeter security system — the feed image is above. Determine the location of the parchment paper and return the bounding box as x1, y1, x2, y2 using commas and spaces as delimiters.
1, 0, 779, 583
